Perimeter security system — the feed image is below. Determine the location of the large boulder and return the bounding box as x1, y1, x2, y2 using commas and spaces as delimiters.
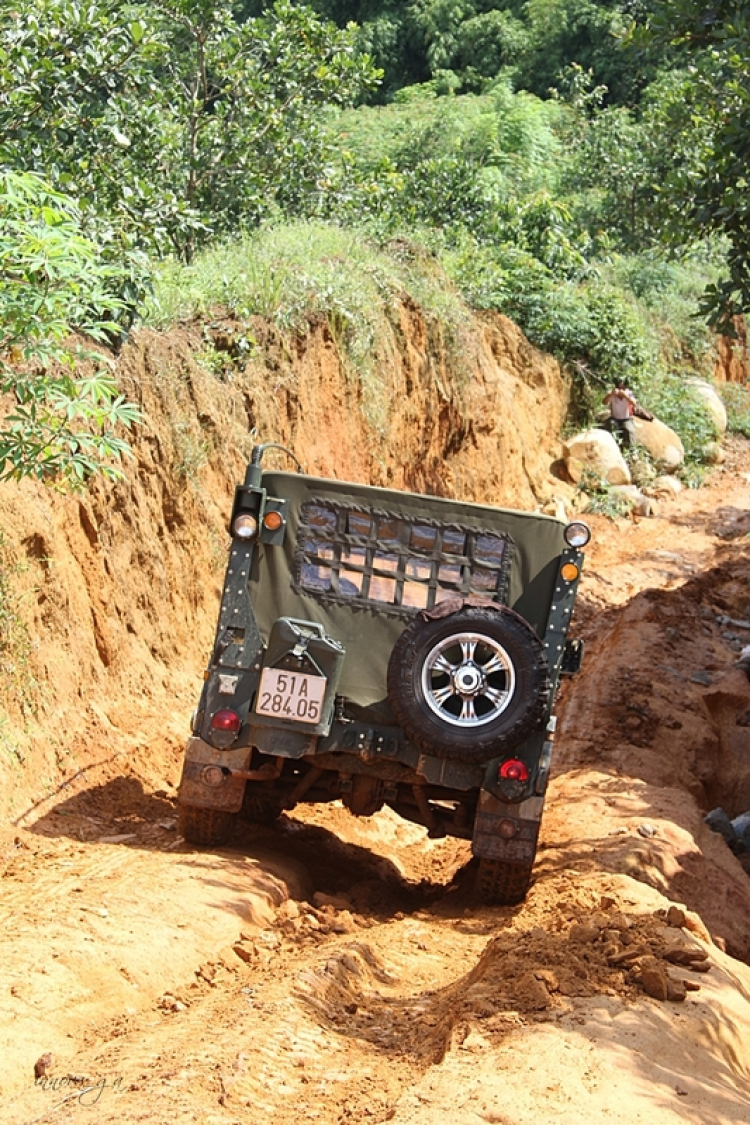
633, 416, 684, 471
686, 378, 728, 435
562, 428, 631, 486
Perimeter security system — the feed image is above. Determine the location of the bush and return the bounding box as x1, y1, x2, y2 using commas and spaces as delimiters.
721, 383, 750, 439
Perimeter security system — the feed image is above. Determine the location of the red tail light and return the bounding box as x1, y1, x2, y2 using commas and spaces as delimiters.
499, 759, 529, 782
211, 709, 241, 732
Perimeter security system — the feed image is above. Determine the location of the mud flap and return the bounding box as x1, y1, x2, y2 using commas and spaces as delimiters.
471, 790, 545, 863
178, 736, 251, 813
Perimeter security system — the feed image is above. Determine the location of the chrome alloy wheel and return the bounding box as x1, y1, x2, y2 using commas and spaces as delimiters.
420, 631, 516, 727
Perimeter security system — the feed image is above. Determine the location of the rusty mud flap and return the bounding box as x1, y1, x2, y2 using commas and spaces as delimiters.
471, 791, 545, 863
178, 736, 251, 813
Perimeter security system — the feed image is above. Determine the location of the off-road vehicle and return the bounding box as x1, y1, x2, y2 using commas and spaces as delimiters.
177, 443, 588, 904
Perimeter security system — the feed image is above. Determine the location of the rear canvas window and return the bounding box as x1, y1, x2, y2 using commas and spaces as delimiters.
293, 499, 513, 615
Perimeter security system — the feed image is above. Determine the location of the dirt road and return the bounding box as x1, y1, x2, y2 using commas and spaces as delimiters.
4, 442, 750, 1125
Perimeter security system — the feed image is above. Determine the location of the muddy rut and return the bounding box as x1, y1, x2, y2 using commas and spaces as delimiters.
5, 443, 750, 1124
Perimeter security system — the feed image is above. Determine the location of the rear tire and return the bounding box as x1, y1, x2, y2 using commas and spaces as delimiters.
476, 858, 534, 905
241, 789, 281, 826
178, 804, 237, 846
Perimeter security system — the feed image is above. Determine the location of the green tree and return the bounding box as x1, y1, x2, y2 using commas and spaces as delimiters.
0, 172, 139, 483
633, 0, 750, 331
0, 0, 380, 260
292, 1, 666, 103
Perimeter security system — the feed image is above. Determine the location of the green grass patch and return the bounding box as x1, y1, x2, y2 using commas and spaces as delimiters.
147, 222, 476, 433
721, 383, 750, 438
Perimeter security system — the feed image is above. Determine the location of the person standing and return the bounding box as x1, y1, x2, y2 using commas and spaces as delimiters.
603, 381, 638, 449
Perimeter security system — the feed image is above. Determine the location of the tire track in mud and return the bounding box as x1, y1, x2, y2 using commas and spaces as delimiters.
4, 878, 493, 1125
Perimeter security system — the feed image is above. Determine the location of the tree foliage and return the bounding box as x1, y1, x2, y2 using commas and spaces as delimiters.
632, 0, 750, 331
294, 0, 663, 103
0, 0, 380, 260
0, 172, 140, 483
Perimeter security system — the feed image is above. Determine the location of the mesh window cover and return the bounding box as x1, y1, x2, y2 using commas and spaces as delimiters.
293, 499, 513, 616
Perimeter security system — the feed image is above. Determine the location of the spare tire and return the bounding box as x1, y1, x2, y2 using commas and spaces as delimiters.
386, 605, 549, 763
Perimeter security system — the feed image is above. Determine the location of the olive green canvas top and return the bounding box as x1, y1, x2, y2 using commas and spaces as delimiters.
250, 472, 568, 708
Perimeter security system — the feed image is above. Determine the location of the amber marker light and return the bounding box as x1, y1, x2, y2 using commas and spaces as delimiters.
263, 510, 284, 532
561, 562, 580, 582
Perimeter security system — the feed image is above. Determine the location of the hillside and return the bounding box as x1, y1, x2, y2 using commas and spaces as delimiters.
0, 304, 570, 820
2, 305, 750, 1123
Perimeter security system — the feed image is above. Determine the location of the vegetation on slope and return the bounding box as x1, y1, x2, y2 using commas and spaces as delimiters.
0, 0, 749, 483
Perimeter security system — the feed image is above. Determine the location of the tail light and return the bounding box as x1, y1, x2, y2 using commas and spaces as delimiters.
499, 759, 529, 782
209, 708, 241, 750
211, 710, 241, 732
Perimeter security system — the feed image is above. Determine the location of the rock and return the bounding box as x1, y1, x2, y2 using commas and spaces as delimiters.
461, 1030, 491, 1051
666, 905, 687, 928
568, 921, 601, 944
640, 956, 669, 1000
705, 808, 737, 846
278, 900, 300, 921
34, 1053, 54, 1079
541, 496, 569, 521
329, 910, 358, 935
703, 441, 726, 465
663, 945, 710, 967
685, 378, 728, 435
666, 975, 688, 1002
312, 892, 352, 911
646, 475, 683, 498
633, 417, 685, 471
690, 671, 712, 685
514, 971, 553, 1010
232, 943, 255, 964
562, 429, 631, 486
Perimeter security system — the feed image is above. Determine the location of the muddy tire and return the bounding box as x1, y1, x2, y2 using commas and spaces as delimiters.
178, 804, 237, 847
387, 605, 549, 763
241, 789, 281, 826
476, 858, 534, 905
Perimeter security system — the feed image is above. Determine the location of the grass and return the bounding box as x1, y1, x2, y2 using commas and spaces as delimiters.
145, 215, 724, 474
721, 382, 750, 438
146, 222, 477, 433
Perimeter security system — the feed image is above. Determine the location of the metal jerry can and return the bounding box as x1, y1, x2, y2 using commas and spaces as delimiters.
252, 617, 345, 738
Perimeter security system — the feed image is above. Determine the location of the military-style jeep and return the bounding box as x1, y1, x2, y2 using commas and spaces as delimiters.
177, 443, 588, 904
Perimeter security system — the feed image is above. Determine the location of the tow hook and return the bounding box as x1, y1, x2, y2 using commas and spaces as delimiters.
201, 759, 283, 787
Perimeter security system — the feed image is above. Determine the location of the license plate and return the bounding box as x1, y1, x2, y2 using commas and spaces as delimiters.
255, 668, 326, 725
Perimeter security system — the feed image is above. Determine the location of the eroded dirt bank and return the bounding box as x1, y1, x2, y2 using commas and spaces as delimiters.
0, 307, 570, 821
2, 315, 750, 1123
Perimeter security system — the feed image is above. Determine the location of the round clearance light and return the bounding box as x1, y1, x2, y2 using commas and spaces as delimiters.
499, 759, 529, 782
564, 521, 591, 548
210, 709, 241, 733
561, 562, 580, 582
263, 510, 283, 532
232, 514, 258, 540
